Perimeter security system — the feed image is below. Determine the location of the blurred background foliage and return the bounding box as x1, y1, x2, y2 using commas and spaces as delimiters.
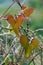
0, 0, 43, 29
0, 0, 43, 65
0, 0, 43, 40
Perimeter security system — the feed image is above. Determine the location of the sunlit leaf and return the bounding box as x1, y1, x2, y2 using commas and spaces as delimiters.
7, 14, 25, 37
24, 8, 34, 17
21, 5, 34, 17
7, 14, 19, 37
30, 38, 40, 50
7, 14, 16, 27
20, 35, 32, 57
5, 58, 9, 65
25, 46, 32, 57
17, 14, 24, 26
20, 35, 29, 47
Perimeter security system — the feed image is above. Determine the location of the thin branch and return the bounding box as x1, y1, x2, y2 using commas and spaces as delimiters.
35, 29, 43, 32
2, 26, 14, 31
28, 51, 41, 65
0, 32, 10, 36
1, 54, 10, 65
0, 1, 15, 19
40, 48, 43, 65
32, 60, 35, 65
0, 37, 16, 65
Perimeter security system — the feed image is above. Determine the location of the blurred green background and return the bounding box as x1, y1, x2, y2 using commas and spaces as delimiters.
0, 0, 43, 65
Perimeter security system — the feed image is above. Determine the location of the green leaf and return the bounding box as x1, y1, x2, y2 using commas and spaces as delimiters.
5, 58, 9, 65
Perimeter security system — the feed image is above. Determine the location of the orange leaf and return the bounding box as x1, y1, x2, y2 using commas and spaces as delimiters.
24, 8, 34, 17
7, 14, 19, 37
20, 35, 32, 57
20, 35, 29, 48
17, 14, 25, 26
21, 5, 34, 17
7, 14, 16, 27
30, 38, 40, 50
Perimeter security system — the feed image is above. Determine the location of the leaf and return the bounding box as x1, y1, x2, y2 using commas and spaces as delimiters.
25, 45, 32, 57
21, 5, 34, 17
30, 38, 40, 50
20, 35, 29, 48
5, 58, 9, 65
36, 30, 43, 36
24, 8, 34, 17
20, 35, 32, 57
7, 14, 16, 27
17, 14, 24, 26
7, 29, 14, 33
20, 35, 40, 57
7, 14, 25, 37
7, 14, 19, 37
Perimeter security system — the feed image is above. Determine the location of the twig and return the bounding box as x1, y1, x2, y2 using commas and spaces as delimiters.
1, 54, 10, 65
20, 26, 31, 37
0, 1, 15, 19
40, 47, 43, 65
32, 60, 35, 65
0, 32, 10, 36
17, 48, 24, 62
35, 29, 43, 32
0, 37, 16, 65
2, 26, 14, 32
6, 34, 8, 52
28, 51, 41, 65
